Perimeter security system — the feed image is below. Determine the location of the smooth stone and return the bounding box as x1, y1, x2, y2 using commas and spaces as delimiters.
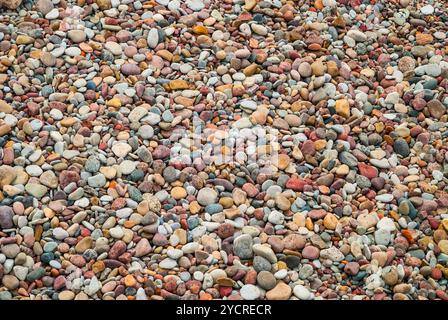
196, 187, 218, 206
293, 285, 313, 300
233, 234, 253, 259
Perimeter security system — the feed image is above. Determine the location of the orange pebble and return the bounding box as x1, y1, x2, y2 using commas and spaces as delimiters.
371, 109, 383, 118
417, 160, 427, 167
384, 135, 394, 145
192, 25, 208, 35
308, 43, 322, 51
200, 293, 213, 300
154, 274, 163, 281
124, 220, 137, 228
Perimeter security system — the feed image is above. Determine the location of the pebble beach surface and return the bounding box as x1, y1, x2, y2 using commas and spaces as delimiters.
0, 0, 448, 301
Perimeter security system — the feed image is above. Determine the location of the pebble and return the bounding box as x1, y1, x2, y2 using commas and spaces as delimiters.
0, 206, 14, 229
240, 284, 261, 300
421, 5, 434, 15
0, 0, 445, 302
266, 282, 292, 300
234, 234, 253, 259
293, 285, 313, 300
257, 271, 276, 290
196, 188, 218, 206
